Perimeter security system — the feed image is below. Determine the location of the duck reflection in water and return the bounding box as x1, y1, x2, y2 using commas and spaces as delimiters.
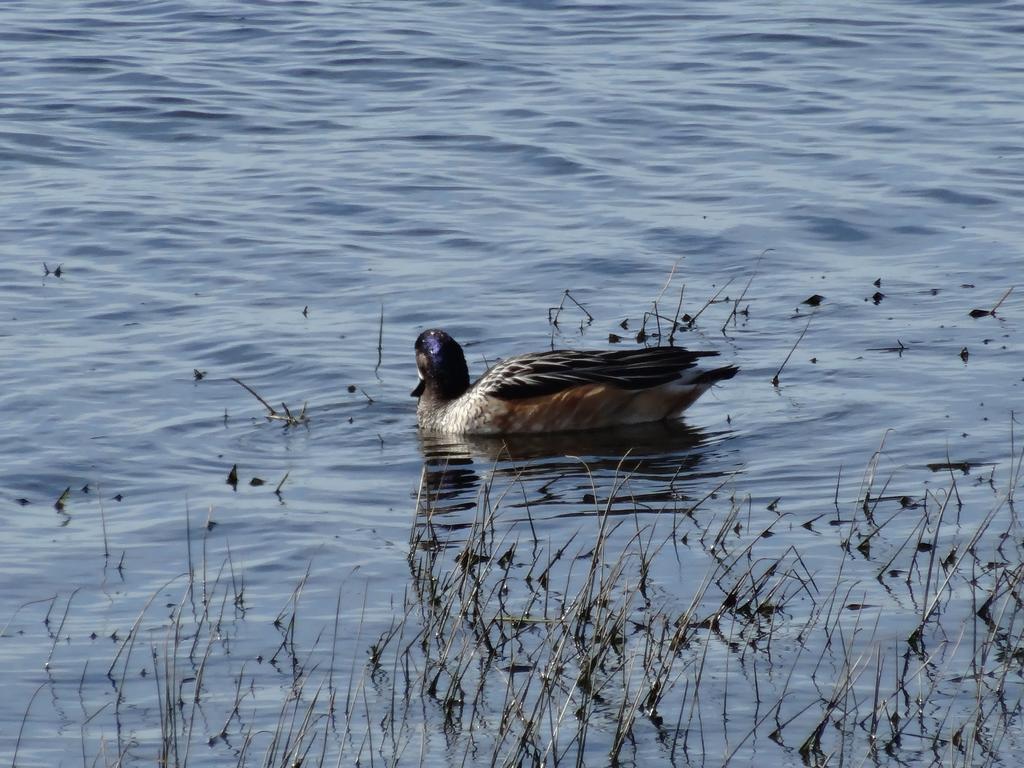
415, 419, 736, 525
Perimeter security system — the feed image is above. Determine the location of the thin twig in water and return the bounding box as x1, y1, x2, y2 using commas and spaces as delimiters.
722, 249, 770, 334
375, 304, 384, 375
231, 377, 308, 426
548, 289, 593, 327
13, 682, 48, 768
565, 291, 593, 323
668, 283, 685, 345
231, 378, 278, 417
1, 595, 57, 639
97, 482, 110, 560
655, 258, 682, 305
47, 588, 80, 667
772, 315, 813, 387
991, 285, 1014, 314
969, 286, 1014, 318
688, 279, 735, 327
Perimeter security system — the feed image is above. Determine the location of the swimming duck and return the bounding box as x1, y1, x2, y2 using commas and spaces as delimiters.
412, 329, 737, 434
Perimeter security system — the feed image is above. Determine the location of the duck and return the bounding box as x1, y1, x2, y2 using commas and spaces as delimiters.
411, 329, 737, 434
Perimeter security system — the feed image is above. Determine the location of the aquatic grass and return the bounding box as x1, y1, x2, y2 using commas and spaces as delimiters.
551, 267, 744, 349
395, 462, 821, 764
383, 442, 1024, 766
11, 428, 1024, 767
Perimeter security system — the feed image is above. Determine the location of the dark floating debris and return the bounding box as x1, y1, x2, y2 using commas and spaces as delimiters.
871, 291, 885, 305
347, 384, 357, 393
619, 318, 629, 330
960, 347, 969, 363
81, 484, 90, 494
927, 461, 971, 474
16, 498, 30, 506
44, 263, 64, 277
193, 369, 206, 381
113, 493, 123, 501
968, 286, 1013, 319
250, 477, 265, 487
302, 305, 309, 317
607, 333, 622, 343
227, 464, 239, 490
873, 278, 882, 288
274, 472, 290, 497
55, 486, 71, 511
802, 294, 825, 307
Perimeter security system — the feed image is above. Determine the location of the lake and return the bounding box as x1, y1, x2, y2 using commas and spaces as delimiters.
2, 1, 1022, 765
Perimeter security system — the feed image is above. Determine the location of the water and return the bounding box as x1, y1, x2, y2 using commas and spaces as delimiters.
2, 1, 1023, 765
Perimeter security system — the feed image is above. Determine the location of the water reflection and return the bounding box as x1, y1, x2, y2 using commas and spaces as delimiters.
416, 421, 740, 523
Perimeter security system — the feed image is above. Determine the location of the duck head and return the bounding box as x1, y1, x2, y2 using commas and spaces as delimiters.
412, 329, 470, 400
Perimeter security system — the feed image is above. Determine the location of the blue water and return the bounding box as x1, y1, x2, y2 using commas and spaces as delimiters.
2, 1, 1023, 765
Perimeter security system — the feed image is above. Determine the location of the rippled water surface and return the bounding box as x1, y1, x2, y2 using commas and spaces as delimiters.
3, 1, 1023, 766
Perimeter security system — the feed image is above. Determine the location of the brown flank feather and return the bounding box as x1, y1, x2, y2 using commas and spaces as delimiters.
483, 370, 733, 433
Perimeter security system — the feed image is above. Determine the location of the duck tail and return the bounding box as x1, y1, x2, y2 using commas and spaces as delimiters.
695, 364, 739, 387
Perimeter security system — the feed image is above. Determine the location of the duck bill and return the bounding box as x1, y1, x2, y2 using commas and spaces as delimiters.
410, 379, 425, 397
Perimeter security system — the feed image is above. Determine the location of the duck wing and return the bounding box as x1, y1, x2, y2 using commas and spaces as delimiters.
476, 347, 722, 401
